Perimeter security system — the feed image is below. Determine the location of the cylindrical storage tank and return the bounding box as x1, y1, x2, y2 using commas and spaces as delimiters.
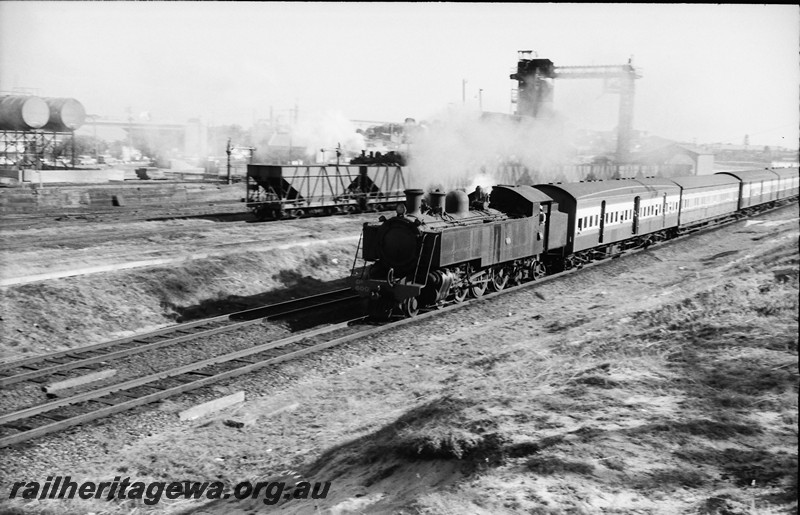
0, 95, 50, 131
42, 97, 86, 132
445, 189, 469, 217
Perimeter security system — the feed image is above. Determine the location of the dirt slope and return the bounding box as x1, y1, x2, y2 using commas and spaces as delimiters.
0, 215, 373, 359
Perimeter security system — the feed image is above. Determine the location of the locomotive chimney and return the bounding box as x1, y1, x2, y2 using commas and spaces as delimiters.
404, 189, 424, 216
445, 190, 470, 217
428, 190, 445, 214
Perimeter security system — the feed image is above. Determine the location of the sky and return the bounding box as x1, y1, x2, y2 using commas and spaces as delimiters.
1, 2, 798, 148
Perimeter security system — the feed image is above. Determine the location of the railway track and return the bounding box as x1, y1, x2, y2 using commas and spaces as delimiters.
0, 289, 362, 447
0, 288, 358, 387
0, 200, 249, 231
0, 202, 794, 448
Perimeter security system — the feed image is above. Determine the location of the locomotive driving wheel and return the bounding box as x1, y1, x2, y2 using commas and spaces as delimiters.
510, 266, 524, 286
451, 285, 468, 303
469, 275, 487, 298
489, 267, 509, 292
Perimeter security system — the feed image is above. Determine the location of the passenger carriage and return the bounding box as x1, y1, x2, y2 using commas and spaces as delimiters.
771, 168, 800, 200
533, 179, 680, 268
716, 169, 781, 210
670, 175, 740, 228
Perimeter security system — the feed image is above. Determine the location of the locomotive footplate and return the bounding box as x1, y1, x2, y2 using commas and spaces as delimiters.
351, 278, 423, 302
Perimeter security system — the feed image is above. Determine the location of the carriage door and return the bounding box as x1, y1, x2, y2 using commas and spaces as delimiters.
599, 201, 606, 243
661, 193, 668, 228
632, 196, 640, 235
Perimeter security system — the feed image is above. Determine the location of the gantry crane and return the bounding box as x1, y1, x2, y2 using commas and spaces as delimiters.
510, 50, 642, 163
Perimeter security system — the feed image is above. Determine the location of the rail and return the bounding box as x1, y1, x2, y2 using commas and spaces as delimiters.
0, 288, 359, 387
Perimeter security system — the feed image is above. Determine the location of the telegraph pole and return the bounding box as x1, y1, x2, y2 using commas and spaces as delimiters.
462, 79, 467, 105
226, 138, 232, 185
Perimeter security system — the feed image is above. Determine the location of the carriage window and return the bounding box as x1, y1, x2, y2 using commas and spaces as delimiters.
578, 218, 583, 231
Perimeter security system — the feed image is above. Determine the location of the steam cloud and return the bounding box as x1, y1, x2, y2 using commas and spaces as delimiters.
405, 108, 575, 193
293, 111, 366, 161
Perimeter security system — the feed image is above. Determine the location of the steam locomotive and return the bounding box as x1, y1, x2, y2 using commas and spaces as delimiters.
349, 168, 799, 318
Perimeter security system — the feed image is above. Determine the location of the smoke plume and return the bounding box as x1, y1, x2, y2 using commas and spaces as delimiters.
293, 111, 366, 161
405, 107, 576, 192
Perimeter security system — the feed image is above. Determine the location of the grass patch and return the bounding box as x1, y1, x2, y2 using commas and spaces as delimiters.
389, 398, 507, 461
719, 449, 798, 489
634, 467, 711, 490
526, 455, 595, 475
630, 418, 761, 440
